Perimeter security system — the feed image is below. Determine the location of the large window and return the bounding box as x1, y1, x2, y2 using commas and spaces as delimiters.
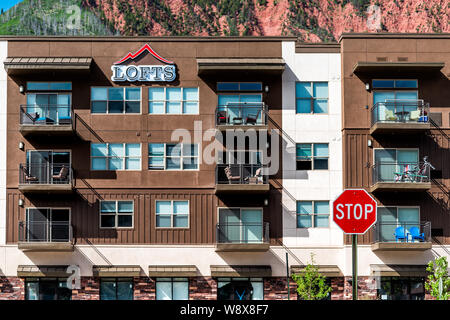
372, 79, 418, 89
377, 207, 420, 242
100, 278, 133, 300
296, 201, 330, 228
25, 278, 71, 300
27, 82, 72, 91
155, 200, 189, 228
149, 87, 199, 114
296, 82, 328, 114
377, 277, 425, 300
148, 144, 198, 170
24, 208, 71, 242
156, 278, 189, 300
100, 201, 134, 228
296, 143, 329, 170
217, 82, 262, 92
217, 278, 264, 300
91, 143, 141, 171
218, 208, 264, 244
374, 149, 419, 183
91, 87, 141, 114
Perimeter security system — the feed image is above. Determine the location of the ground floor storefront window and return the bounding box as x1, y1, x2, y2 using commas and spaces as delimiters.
156, 278, 189, 300
217, 278, 264, 300
25, 278, 71, 300
100, 278, 133, 300
377, 277, 425, 300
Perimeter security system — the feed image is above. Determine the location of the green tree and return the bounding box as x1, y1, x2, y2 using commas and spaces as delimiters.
425, 256, 450, 300
292, 253, 332, 300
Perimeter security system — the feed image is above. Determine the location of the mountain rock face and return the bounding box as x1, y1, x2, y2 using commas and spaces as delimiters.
0, 0, 448, 41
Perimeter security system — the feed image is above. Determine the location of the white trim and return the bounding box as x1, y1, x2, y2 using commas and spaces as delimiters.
155, 199, 190, 229
148, 87, 199, 115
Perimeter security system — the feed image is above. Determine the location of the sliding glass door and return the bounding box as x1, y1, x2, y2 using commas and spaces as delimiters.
218, 208, 263, 243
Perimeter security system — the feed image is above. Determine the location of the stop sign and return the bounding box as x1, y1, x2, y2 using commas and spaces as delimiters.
333, 189, 377, 234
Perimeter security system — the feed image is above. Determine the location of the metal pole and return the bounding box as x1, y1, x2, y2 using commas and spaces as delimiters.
352, 234, 358, 300
286, 252, 290, 300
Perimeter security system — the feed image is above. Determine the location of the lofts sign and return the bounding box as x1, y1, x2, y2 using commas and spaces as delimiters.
111, 44, 176, 82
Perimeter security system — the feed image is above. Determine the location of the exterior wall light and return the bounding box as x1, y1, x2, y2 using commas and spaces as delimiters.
19, 142, 24, 150
368, 139, 373, 148
19, 85, 24, 93
18, 199, 24, 207
365, 83, 370, 91
264, 199, 269, 206
264, 85, 269, 93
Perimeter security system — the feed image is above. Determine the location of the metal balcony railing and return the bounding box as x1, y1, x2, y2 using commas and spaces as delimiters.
19, 221, 73, 243
372, 162, 431, 185
20, 105, 73, 126
216, 222, 269, 244
372, 221, 431, 243
19, 163, 73, 185
216, 102, 267, 126
371, 100, 430, 126
216, 164, 268, 185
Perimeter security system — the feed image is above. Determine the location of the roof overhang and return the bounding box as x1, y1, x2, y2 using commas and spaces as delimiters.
197, 58, 285, 76
92, 265, 142, 277
4, 57, 93, 75
148, 265, 198, 277
290, 265, 343, 277
210, 265, 272, 277
370, 264, 428, 277
353, 61, 445, 76
17, 265, 71, 277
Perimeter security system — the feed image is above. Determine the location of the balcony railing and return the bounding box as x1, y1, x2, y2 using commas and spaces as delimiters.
19, 163, 73, 185
19, 221, 73, 243
372, 222, 431, 243
216, 164, 268, 185
372, 162, 431, 185
216, 222, 269, 244
216, 102, 267, 126
20, 105, 73, 126
371, 100, 429, 126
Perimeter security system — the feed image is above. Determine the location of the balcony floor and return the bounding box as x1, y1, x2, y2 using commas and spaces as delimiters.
18, 184, 73, 194
19, 124, 74, 136
215, 243, 270, 252
18, 242, 74, 252
215, 184, 270, 194
371, 242, 432, 251
370, 182, 431, 193
370, 122, 430, 135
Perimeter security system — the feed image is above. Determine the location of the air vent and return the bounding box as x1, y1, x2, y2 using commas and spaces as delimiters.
376, 57, 387, 62
398, 57, 408, 62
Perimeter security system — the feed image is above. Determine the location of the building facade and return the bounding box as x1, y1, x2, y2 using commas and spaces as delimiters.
0, 34, 448, 300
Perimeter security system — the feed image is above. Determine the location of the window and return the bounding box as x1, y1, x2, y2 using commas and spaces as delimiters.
91, 143, 141, 171
155, 200, 189, 228
100, 201, 133, 228
295, 82, 328, 113
217, 82, 262, 91
217, 278, 264, 300
156, 278, 189, 300
148, 143, 198, 170
296, 143, 329, 170
25, 278, 71, 300
372, 79, 418, 89
374, 149, 419, 183
149, 87, 198, 114
27, 82, 72, 91
296, 201, 330, 228
377, 277, 425, 300
100, 278, 133, 300
25, 208, 71, 242
218, 208, 264, 244
91, 87, 141, 114
377, 207, 420, 242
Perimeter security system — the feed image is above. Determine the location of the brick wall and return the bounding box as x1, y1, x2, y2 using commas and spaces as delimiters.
264, 278, 298, 300
190, 277, 217, 300
0, 277, 24, 300
71, 277, 99, 300
134, 277, 155, 300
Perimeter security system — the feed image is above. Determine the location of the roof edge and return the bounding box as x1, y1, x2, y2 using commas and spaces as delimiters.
339, 32, 450, 42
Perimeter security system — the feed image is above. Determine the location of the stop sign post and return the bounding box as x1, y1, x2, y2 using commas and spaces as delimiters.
333, 189, 377, 300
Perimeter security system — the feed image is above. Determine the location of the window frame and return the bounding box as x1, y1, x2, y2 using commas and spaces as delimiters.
216, 82, 263, 92
377, 205, 420, 223
148, 143, 199, 171
295, 143, 329, 171
99, 277, 134, 300
295, 81, 329, 114
373, 148, 419, 164
155, 200, 190, 229
155, 277, 190, 300
148, 87, 199, 115
296, 200, 330, 229
372, 79, 418, 89
26, 82, 72, 91
99, 200, 135, 229
91, 143, 142, 171
90, 87, 142, 114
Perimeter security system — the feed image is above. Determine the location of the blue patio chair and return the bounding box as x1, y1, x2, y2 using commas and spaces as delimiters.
394, 226, 408, 242
409, 227, 425, 242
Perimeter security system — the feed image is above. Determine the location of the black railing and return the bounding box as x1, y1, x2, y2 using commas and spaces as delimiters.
372, 162, 431, 184
371, 100, 430, 126
19, 163, 73, 185
216, 222, 269, 244
216, 103, 267, 126
216, 164, 268, 185
19, 221, 73, 243
20, 105, 73, 126
372, 222, 431, 243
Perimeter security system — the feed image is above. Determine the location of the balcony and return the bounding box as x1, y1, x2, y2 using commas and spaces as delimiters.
19, 163, 73, 193
19, 105, 74, 136
370, 162, 431, 193
216, 103, 268, 130
18, 221, 73, 252
371, 222, 432, 251
215, 222, 270, 252
215, 164, 270, 194
370, 100, 430, 135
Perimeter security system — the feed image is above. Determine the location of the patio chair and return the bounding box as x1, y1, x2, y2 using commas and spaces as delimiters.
224, 166, 241, 184
217, 110, 229, 125
409, 110, 420, 122
409, 227, 425, 242
52, 166, 69, 183
394, 226, 408, 242
22, 166, 38, 183
22, 112, 39, 125
245, 110, 260, 125
385, 110, 398, 121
